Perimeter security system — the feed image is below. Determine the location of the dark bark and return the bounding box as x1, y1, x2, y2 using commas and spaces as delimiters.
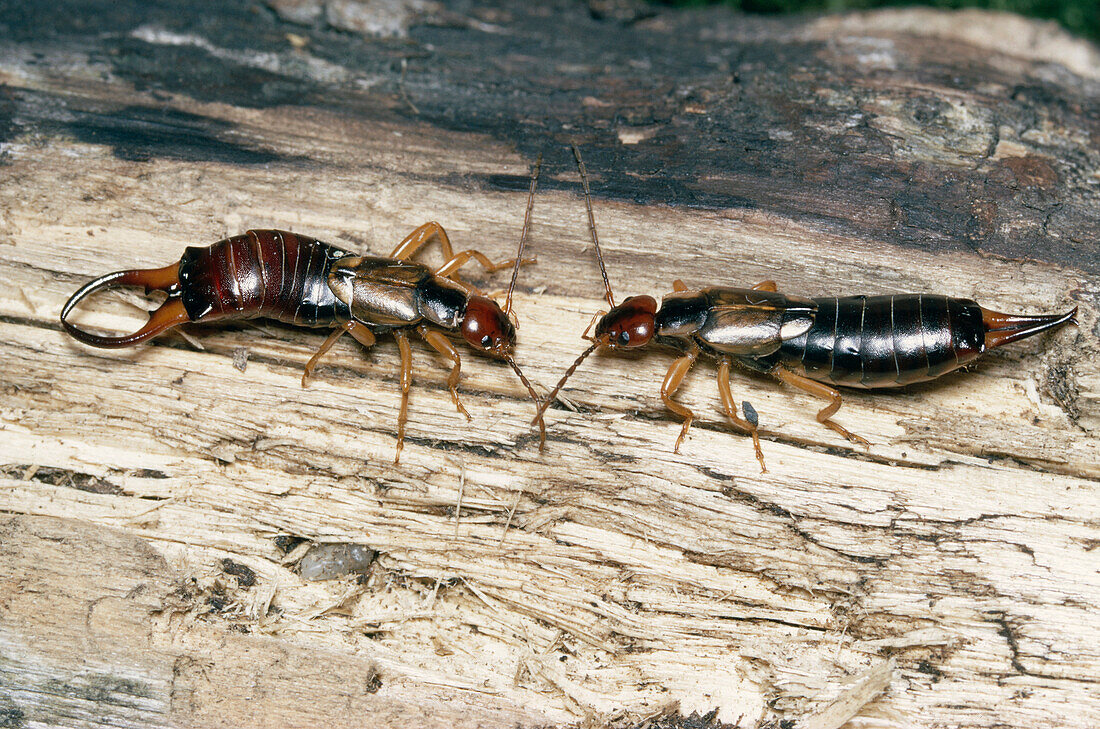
3, 0, 1097, 275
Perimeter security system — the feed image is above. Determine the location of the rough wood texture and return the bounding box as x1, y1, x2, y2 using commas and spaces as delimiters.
1, 1, 1097, 727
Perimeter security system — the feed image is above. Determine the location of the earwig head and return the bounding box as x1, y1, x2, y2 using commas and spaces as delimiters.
593, 295, 657, 349
531, 295, 658, 428
461, 295, 516, 357
460, 294, 546, 449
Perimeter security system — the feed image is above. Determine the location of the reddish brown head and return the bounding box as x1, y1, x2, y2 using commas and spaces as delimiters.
461, 294, 546, 446
461, 295, 516, 358
531, 295, 659, 428
593, 295, 657, 349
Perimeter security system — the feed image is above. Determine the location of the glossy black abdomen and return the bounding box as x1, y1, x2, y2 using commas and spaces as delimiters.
766, 294, 986, 388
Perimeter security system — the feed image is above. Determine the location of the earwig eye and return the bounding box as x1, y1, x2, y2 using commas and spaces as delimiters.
618, 331, 630, 346
481, 335, 492, 347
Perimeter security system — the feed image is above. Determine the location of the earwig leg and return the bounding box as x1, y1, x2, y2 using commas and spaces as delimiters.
672, 279, 688, 292
302, 327, 348, 386
752, 280, 778, 292
390, 222, 476, 290
390, 222, 456, 261
393, 330, 413, 465
717, 360, 767, 473
418, 325, 471, 421
580, 310, 607, 341
344, 320, 377, 350
391, 222, 534, 291
301, 320, 377, 386
772, 367, 870, 447
435, 250, 536, 279
660, 346, 700, 453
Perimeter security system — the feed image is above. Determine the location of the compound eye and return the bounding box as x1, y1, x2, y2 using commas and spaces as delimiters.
618, 330, 631, 346
481, 334, 492, 348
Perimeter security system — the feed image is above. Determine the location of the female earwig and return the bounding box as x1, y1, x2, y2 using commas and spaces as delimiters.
61, 158, 547, 463
534, 147, 1077, 471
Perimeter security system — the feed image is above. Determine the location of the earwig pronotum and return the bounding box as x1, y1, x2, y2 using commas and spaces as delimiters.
534, 147, 1078, 471
61, 157, 547, 463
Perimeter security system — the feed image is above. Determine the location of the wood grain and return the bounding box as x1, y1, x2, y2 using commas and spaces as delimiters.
0, 1, 1097, 727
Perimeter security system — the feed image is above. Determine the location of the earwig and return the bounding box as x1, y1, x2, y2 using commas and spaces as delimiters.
534, 146, 1078, 471
61, 157, 547, 463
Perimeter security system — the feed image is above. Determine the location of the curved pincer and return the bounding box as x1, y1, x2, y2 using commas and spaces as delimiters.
60, 263, 190, 348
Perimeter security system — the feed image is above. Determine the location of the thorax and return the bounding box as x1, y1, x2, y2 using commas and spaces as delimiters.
326, 256, 468, 330
656, 287, 817, 356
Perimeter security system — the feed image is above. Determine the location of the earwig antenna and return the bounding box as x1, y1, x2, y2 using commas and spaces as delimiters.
504, 354, 546, 450
504, 152, 542, 316
532, 146, 615, 428
572, 144, 615, 309
530, 341, 600, 425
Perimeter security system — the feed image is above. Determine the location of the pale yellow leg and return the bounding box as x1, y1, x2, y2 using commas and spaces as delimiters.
302, 327, 347, 387
672, 279, 689, 292
302, 321, 378, 387
436, 250, 529, 278
772, 367, 870, 446
389, 221, 456, 260
418, 325, 471, 420
660, 346, 699, 453
752, 280, 778, 292
390, 221, 533, 290
717, 360, 767, 473
393, 330, 413, 464
345, 320, 377, 349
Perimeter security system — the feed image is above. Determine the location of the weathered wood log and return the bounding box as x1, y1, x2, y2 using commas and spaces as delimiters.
0, 1, 1097, 727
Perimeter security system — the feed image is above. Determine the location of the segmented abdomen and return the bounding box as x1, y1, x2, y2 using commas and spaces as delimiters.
177, 230, 351, 327
776, 295, 985, 387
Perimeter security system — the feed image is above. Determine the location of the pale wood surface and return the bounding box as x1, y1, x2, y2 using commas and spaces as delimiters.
1, 1, 1098, 728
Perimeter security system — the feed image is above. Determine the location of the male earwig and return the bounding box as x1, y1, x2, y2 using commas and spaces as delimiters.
534, 147, 1077, 471
62, 157, 546, 463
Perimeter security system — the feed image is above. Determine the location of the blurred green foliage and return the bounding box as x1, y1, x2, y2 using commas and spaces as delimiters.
667, 0, 1098, 42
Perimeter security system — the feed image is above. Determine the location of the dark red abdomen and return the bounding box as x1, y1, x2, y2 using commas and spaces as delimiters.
177, 229, 351, 327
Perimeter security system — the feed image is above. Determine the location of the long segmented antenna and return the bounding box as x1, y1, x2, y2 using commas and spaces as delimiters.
530, 145, 618, 426
572, 144, 615, 309
504, 152, 542, 316
530, 341, 600, 426
504, 354, 547, 450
